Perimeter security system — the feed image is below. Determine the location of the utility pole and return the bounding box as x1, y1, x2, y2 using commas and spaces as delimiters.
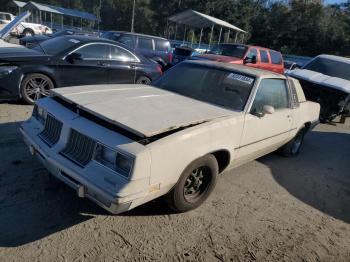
131, 0, 136, 32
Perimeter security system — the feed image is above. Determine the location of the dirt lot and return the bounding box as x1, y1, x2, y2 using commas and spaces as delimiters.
0, 102, 349, 262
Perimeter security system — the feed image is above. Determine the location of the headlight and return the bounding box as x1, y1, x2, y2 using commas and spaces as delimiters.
94, 144, 133, 178
33, 105, 47, 124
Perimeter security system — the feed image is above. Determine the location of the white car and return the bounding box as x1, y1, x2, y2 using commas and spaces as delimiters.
0, 12, 15, 30
20, 61, 320, 214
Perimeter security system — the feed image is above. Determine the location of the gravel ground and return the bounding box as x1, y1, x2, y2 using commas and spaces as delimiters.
0, 102, 349, 262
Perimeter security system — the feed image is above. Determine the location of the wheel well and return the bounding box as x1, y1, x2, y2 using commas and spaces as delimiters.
23, 28, 34, 34
211, 150, 230, 173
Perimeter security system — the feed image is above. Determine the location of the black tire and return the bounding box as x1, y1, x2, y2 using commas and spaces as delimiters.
136, 76, 152, 85
165, 154, 219, 212
23, 29, 34, 37
279, 128, 306, 157
20, 73, 54, 105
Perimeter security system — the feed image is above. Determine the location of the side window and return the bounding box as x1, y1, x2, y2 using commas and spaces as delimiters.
155, 40, 170, 52
138, 37, 153, 50
260, 50, 269, 63
76, 44, 109, 59
246, 48, 257, 59
117, 35, 135, 48
109, 45, 138, 62
269, 50, 282, 65
251, 79, 289, 113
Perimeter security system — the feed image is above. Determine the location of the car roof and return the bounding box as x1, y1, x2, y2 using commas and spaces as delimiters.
183, 60, 285, 79
216, 43, 280, 52
105, 31, 169, 41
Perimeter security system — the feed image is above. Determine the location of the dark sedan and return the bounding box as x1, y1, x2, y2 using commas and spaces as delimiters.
0, 35, 162, 104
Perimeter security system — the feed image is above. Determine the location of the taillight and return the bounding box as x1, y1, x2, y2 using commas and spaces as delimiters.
157, 64, 163, 75
168, 52, 173, 63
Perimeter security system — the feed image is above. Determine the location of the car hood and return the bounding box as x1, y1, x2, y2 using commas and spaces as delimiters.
0, 47, 50, 62
288, 69, 350, 94
192, 54, 242, 63
52, 84, 238, 138
21, 34, 50, 42
0, 11, 30, 39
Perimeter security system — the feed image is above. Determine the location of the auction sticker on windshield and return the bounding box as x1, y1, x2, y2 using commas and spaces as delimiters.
227, 73, 254, 85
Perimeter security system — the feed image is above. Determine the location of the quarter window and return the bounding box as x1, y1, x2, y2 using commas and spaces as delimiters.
76, 44, 109, 59
269, 50, 282, 65
109, 45, 138, 62
251, 79, 289, 113
138, 38, 153, 50
260, 50, 269, 63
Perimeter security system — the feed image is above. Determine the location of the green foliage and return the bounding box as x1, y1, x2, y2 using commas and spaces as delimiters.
3, 0, 350, 56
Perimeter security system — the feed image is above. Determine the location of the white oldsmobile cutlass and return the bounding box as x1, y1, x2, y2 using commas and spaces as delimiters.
20, 60, 320, 214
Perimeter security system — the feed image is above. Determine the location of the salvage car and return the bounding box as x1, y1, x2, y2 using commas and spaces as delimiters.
192, 44, 284, 74
287, 54, 350, 122
0, 12, 30, 48
0, 35, 162, 104
20, 60, 320, 214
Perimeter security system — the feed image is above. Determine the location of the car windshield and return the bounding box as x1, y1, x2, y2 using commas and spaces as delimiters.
33, 36, 80, 55
153, 63, 255, 111
208, 44, 248, 59
303, 57, 350, 81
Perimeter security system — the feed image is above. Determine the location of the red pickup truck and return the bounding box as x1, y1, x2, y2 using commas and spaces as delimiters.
193, 44, 284, 74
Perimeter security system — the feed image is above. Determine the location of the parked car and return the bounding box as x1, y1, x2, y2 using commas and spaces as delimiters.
0, 12, 15, 30
0, 11, 52, 37
102, 31, 172, 69
20, 60, 320, 214
0, 35, 162, 104
19, 29, 98, 48
287, 54, 350, 122
172, 46, 198, 65
0, 12, 30, 48
192, 44, 284, 74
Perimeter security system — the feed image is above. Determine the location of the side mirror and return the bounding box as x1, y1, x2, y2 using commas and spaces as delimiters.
252, 105, 275, 117
262, 105, 275, 115
244, 55, 257, 64
66, 53, 83, 63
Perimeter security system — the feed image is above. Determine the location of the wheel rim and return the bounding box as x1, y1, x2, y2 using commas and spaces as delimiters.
291, 132, 303, 154
24, 77, 51, 102
183, 166, 211, 203
25, 31, 32, 36
138, 77, 151, 85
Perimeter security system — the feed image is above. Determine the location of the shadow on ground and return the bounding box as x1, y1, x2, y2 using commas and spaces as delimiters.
258, 130, 350, 224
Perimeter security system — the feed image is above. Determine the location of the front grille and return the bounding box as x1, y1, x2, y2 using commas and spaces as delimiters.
60, 129, 96, 167
39, 114, 63, 147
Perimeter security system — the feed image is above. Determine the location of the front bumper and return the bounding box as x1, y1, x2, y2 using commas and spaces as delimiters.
21, 127, 132, 214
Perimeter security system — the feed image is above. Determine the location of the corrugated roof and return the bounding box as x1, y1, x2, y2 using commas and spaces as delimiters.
16, 1, 98, 21
168, 9, 246, 33
12, 0, 26, 8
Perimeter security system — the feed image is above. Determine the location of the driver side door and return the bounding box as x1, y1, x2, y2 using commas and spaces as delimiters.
236, 78, 294, 164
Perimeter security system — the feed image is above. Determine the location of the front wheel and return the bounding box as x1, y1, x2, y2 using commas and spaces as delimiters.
279, 128, 305, 157
165, 154, 218, 212
20, 73, 54, 105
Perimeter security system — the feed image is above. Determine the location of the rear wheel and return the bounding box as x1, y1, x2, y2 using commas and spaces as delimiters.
165, 155, 218, 212
279, 128, 305, 157
136, 76, 151, 85
20, 73, 54, 105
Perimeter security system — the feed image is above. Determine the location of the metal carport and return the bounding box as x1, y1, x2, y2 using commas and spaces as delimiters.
10, 1, 98, 30
168, 9, 247, 49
